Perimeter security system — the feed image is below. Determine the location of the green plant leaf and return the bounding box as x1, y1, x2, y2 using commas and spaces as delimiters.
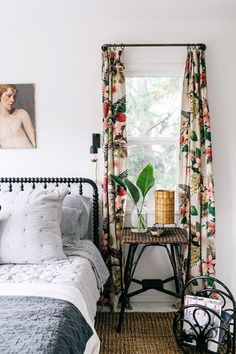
195, 221, 201, 232
136, 164, 155, 199
190, 206, 198, 216
181, 216, 188, 224
110, 174, 126, 189
196, 147, 201, 158
117, 103, 126, 113
193, 73, 199, 82
124, 178, 140, 205
206, 278, 215, 287
204, 129, 211, 141
209, 204, 215, 217
190, 130, 198, 141
182, 144, 188, 152
203, 202, 208, 211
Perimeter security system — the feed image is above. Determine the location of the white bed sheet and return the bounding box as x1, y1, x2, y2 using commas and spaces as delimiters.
0, 256, 100, 320
0, 256, 101, 354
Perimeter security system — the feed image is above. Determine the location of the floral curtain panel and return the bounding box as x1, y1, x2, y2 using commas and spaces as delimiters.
179, 47, 216, 285
102, 49, 128, 309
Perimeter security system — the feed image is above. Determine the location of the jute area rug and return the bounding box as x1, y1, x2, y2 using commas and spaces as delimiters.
95, 312, 181, 354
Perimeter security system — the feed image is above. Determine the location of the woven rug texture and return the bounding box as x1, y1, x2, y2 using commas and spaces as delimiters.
95, 312, 181, 354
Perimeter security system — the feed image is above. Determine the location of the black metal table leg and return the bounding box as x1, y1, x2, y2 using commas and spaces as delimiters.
116, 243, 138, 333
116, 227, 188, 333
172, 244, 185, 294
169, 244, 181, 295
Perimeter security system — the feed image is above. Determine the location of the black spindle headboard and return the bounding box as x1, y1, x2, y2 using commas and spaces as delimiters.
0, 177, 99, 249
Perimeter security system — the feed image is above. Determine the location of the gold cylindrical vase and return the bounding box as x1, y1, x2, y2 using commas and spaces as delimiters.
155, 190, 175, 225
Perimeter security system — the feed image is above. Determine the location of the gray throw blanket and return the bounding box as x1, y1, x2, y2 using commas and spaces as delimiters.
63, 239, 110, 289
0, 296, 93, 354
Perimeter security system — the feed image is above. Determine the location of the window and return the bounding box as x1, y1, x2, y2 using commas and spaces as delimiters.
126, 74, 182, 214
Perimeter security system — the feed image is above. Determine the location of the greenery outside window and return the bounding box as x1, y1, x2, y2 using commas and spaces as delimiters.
126, 74, 182, 215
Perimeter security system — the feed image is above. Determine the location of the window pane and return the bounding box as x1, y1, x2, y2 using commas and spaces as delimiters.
126, 77, 181, 138
128, 144, 178, 190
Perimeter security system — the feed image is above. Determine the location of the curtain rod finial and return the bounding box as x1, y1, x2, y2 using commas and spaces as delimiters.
101, 44, 108, 51
199, 43, 206, 51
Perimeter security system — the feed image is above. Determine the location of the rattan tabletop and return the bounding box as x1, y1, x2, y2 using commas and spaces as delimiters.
122, 227, 188, 245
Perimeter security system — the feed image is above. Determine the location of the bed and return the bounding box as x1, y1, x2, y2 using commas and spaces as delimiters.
0, 177, 109, 354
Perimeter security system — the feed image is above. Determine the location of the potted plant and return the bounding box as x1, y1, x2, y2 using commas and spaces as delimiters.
111, 163, 155, 232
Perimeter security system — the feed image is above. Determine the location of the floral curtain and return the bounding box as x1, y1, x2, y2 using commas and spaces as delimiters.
179, 47, 216, 286
102, 49, 128, 309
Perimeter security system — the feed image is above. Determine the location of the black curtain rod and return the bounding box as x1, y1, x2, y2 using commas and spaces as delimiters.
101, 43, 206, 51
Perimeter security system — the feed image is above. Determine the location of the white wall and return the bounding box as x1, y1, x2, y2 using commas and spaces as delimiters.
0, 0, 235, 300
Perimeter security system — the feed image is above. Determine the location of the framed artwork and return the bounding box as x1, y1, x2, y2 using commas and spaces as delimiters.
0, 83, 36, 149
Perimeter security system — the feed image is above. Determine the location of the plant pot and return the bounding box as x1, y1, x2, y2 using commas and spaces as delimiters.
131, 206, 147, 233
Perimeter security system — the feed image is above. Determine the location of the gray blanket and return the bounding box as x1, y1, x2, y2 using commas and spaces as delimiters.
0, 296, 93, 354
63, 239, 110, 290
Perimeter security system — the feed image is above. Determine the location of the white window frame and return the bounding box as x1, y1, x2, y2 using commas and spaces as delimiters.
125, 63, 183, 217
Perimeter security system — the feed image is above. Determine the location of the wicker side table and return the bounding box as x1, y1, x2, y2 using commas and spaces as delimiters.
117, 227, 188, 333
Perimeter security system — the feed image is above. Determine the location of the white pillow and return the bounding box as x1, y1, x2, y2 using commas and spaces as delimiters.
0, 187, 68, 264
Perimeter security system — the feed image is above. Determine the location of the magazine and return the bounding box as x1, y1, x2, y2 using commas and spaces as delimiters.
183, 295, 222, 352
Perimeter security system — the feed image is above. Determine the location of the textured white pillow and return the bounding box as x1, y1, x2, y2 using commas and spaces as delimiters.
0, 187, 68, 264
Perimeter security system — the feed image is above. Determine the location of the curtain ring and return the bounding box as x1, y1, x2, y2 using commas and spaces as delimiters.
121, 44, 125, 51
187, 44, 196, 51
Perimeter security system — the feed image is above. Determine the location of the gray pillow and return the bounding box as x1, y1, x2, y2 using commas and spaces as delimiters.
62, 194, 93, 240
60, 207, 82, 237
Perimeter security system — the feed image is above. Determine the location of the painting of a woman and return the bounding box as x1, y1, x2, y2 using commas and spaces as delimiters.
0, 84, 36, 149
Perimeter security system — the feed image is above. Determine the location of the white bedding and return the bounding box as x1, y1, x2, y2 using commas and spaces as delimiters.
0, 256, 100, 321
0, 255, 103, 354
